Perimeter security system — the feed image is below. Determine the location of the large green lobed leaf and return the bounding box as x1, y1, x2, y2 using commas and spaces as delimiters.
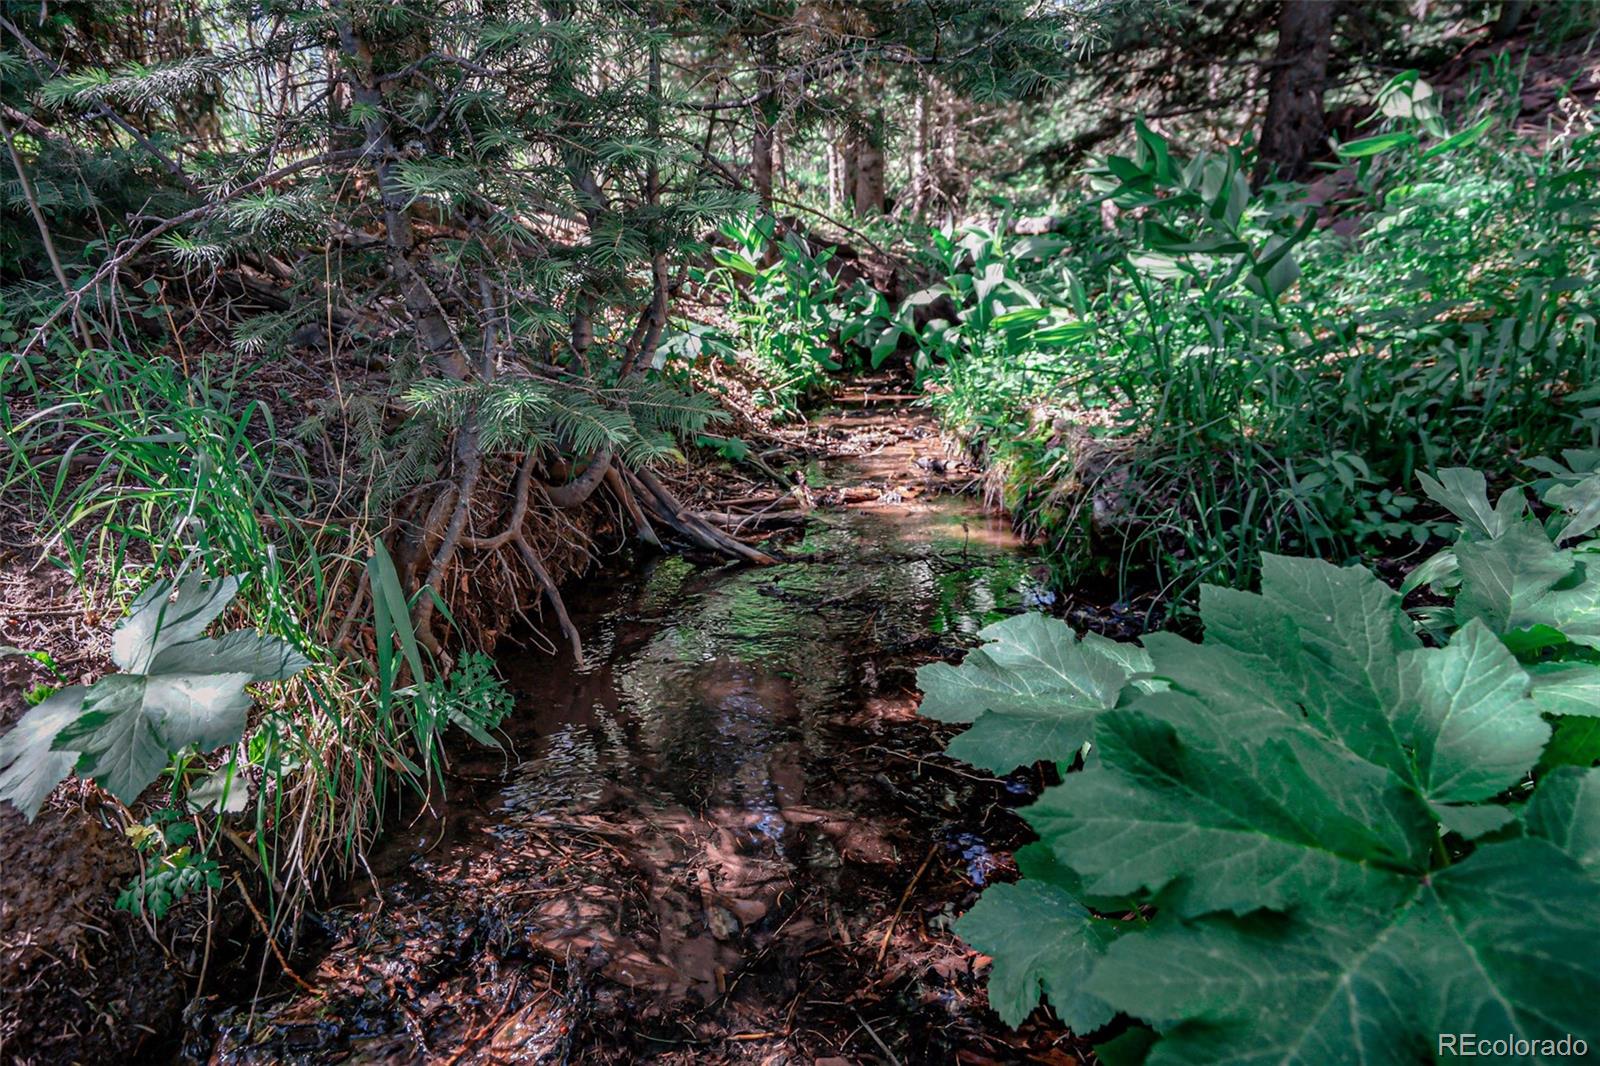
0, 687, 88, 819
916, 613, 1152, 772
924, 532, 1600, 1062
0, 573, 311, 814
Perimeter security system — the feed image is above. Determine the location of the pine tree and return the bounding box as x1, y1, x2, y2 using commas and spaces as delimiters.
8, 0, 771, 652
3, 0, 1116, 652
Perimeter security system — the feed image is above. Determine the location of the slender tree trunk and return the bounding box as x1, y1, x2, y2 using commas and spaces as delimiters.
826, 132, 841, 210
908, 91, 928, 219
1255, 0, 1334, 182
334, 16, 463, 375
752, 124, 773, 207
940, 98, 959, 225
773, 130, 785, 198
825, 121, 843, 210
853, 108, 886, 215
751, 33, 777, 209
841, 135, 859, 213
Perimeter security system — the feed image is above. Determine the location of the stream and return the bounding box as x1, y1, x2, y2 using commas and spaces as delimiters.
188, 406, 1056, 1064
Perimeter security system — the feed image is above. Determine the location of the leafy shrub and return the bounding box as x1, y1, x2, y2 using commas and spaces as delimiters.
920, 466, 1600, 1062
898, 223, 1090, 380
415, 651, 514, 747
920, 80, 1600, 605
696, 215, 864, 415
0, 571, 308, 818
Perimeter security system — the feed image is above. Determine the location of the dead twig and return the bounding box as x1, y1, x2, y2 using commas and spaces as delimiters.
231, 875, 315, 994
874, 843, 938, 969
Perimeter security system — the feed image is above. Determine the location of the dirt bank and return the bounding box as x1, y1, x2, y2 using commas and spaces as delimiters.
0, 552, 192, 1063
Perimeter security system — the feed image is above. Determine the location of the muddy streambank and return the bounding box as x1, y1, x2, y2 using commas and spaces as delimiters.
181, 404, 1076, 1065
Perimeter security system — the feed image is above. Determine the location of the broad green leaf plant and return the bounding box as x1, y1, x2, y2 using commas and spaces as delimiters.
922, 464, 1600, 1063
0, 572, 309, 818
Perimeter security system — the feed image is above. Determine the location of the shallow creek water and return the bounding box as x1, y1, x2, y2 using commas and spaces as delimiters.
191, 409, 1053, 1064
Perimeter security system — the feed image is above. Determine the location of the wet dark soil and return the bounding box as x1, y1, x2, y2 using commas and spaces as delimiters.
183, 403, 1083, 1065
0, 552, 194, 1064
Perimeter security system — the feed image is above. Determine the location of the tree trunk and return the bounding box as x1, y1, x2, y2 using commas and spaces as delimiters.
941, 99, 959, 226
751, 33, 777, 209
1255, 0, 1334, 183
825, 124, 843, 210
752, 123, 774, 207
907, 91, 928, 219
840, 135, 859, 213
852, 109, 886, 215
1490, 0, 1526, 40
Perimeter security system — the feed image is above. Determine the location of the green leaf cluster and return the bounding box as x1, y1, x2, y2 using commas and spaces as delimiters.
115, 809, 223, 919
1090, 121, 1316, 302
0, 573, 309, 818
921, 469, 1600, 1062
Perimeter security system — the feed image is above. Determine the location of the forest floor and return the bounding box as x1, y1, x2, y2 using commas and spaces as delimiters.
170, 387, 1094, 1066
0, 532, 206, 1062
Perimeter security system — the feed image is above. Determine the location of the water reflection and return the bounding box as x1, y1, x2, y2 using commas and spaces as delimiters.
194, 423, 1048, 1064
499, 498, 1030, 825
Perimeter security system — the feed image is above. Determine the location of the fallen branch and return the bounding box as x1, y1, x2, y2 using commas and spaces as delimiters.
699, 510, 806, 531
875, 843, 939, 969
628, 468, 778, 566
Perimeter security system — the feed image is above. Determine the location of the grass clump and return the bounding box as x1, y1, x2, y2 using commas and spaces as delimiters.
0, 338, 512, 920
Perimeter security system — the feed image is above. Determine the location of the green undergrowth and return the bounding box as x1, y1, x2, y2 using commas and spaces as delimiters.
919, 461, 1600, 1062
924, 73, 1600, 609
682, 214, 892, 418
691, 67, 1600, 614
0, 342, 515, 919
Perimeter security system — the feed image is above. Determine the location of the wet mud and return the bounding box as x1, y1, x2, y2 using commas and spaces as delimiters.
186, 407, 1081, 1064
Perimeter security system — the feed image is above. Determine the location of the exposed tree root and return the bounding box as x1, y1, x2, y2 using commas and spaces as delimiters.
625, 468, 779, 566
411, 428, 483, 655
389, 434, 772, 665
511, 532, 583, 661
541, 445, 613, 509
604, 466, 662, 548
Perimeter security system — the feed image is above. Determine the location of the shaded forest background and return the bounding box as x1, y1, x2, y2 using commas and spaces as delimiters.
1, 0, 1597, 1061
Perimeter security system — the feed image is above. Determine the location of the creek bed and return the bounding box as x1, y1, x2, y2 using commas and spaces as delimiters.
187, 410, 1071, 1064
